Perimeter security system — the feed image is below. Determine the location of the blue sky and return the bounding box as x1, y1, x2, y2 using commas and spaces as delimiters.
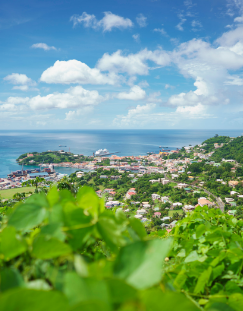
1, 0, 243, 129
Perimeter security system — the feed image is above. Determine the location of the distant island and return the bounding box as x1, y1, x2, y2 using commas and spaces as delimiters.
16, 151, 92, 165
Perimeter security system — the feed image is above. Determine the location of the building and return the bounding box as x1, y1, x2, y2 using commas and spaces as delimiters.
198, 198, 214, 207
229, 181, 239, 187
152, 193, 160, 200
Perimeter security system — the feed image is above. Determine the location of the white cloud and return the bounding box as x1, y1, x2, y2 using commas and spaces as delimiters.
0, 86, 105, 111
117, 85, 146, 100
225, 75, 243, 85
31, 43, 57, 51
176, 14, 187, 31
4, 73, 37, 91
139, 80, 149, 88
113, 102, 214, 128
40, 60, 120, 85
70, 11, 133, 32
216, 26, 243, 46
97, 49, 171, 76
165, 84, 175, 89
234, 16, 243, 22
191, 20, 202, 31
136, 14, 147, 27
132, 34, 140, 43
65, 106, 94, 120
153, 28, 167, 36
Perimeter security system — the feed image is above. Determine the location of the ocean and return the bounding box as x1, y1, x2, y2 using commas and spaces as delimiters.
0, 129, 242, 178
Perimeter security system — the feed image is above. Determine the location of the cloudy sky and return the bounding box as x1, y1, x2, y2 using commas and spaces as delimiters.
1, 0, 243, 129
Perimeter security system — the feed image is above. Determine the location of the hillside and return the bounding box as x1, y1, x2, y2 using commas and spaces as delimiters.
201, 135, 231, 152
211, 135, 243, 163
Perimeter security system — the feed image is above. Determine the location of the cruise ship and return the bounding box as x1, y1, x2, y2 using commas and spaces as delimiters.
95, 149, 109, 156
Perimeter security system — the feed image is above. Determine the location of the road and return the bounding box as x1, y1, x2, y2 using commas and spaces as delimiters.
165, 174, 225, 212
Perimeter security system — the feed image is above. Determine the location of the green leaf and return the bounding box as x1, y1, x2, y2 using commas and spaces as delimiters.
40, 223, 66, 242
185, 251, 200, 263
212, 264, 225, 281
8, 200, 46, 231
47, 186, 60, 207
141, 288, 201, 311
114, 238, 172, 289
129, 217, 147, 239
0, 227, 27, 260
106, 278, 137, 303
76, 186, 100, 217
194, 266, 212, 294
68, 301, 109, 311
196, 224, 206, 238
63, 272, 110, 308
0, 288, 68, 311
173, 270, 187, 289
228, 293, 243, 311
97, 217, 125, 252
32, 235, 72, 259
0, 268, 24, 292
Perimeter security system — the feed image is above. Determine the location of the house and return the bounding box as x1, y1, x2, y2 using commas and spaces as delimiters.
183, 205, 195, 212
100, 175, 108, 179
137, 209, 147, 215
142, 203, 151, 209
152, 193, 160, 200
225, 197, 234, 203
230, 191, 238, 196
161, 196, 169, 203
228, 210, 237, 216
169, 220, 177, 228
162, 179, 170, 185
184, 187, 192, 193
198, 198, 214, 207
134, 215, 143, 219
96, 190, 102, 197
149, 179, 160, 184
153, 212, 161, 217
173, 202, 182, 208
125, 188, 137, 200
110, 176, 120, 180
128, 174, 135, 178
229, 181, 239, 187
161, 216, 171, 222
229, 201, 237, 207
177, 183, 187, 189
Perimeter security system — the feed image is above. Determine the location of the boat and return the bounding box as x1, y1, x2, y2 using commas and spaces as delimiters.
95, 149, 109, 156
59, 145, 67, 147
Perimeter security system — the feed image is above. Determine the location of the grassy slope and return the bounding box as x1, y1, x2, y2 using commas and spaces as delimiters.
0, 187, 36, 199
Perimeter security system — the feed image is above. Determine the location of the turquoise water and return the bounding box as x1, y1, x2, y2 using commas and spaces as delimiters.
0, 129, 242, 178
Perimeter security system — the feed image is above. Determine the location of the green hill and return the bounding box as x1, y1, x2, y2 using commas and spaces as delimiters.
211, 135, 243, 163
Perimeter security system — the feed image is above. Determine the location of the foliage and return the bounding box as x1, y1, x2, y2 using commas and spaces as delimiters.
164, 205, 243, 310
0, 186, 201, 311
210, 136, 243, 163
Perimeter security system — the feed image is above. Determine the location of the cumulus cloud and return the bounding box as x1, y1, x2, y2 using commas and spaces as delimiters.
70, 12, 133, 32
0, 86, 105, 111
136, 14, 147, 27
40, 60, 120, 85
4, 73, 37, 91
31, 43, 57, 51
97, 49, 171, 75
117, 85, 146, 100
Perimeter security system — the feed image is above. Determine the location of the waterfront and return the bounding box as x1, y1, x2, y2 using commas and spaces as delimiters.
0, 129, 242, 178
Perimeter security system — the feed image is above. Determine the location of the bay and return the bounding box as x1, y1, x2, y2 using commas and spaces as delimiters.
0, 129, 242, 178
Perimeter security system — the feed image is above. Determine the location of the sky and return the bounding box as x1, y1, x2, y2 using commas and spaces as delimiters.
1, 0, 243, 129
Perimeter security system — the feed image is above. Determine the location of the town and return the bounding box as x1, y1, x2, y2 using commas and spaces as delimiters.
1, 135, 243, 233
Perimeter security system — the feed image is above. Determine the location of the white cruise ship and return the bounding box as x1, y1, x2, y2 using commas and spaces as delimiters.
95, 149, 109, 156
